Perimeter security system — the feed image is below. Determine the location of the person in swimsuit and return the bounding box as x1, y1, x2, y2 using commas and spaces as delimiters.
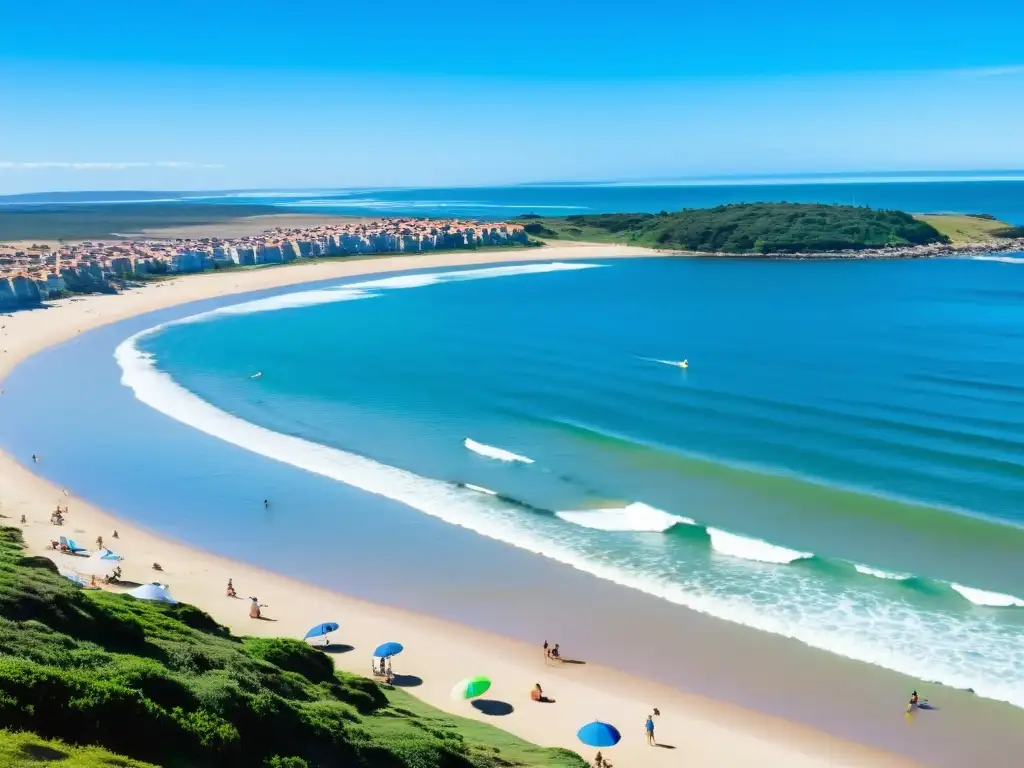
907, 690, 920, 712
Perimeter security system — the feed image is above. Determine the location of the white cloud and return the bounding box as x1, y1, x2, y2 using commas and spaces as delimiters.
0, 161, 225, 171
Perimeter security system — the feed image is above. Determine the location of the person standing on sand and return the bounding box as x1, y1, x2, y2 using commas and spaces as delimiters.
645, 714, 656, 746
543, 640, 549, 660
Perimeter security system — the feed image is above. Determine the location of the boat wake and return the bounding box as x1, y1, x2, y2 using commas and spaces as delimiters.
970, 255, 1024, 264
464, 438, 534, 464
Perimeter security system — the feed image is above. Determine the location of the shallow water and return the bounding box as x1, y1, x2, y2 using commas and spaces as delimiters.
109, 256, 1024, 709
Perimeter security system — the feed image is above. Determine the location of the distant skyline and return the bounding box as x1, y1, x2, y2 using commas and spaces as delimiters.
2, 0, 1023, 194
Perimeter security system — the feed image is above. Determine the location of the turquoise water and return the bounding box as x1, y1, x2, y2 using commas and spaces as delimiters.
123, 257, 1024, 708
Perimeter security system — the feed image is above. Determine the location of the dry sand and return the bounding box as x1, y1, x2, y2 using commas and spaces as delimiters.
0, 245, 916, 767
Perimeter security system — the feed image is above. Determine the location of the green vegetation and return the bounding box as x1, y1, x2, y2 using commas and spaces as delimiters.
913, 213, 1016, 244
0, 203, 279, 241
0, 527, 584, 768
524, 203, 948, 254
0, 730, 158, 768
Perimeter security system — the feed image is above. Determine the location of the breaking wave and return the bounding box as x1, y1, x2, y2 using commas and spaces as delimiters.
464, 438, 534, 464
950, 583, 1024, 608
555, 503, 695, 532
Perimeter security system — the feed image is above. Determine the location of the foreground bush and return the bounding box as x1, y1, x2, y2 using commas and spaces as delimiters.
0, 527, 584, 768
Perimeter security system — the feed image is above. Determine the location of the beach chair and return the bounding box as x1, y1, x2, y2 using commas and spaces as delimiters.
66, 538, 87, 554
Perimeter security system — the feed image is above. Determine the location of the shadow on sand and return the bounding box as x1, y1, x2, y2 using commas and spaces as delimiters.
321, 644, 355, 655
390, 674, 423, 688
472, 699, 514, 716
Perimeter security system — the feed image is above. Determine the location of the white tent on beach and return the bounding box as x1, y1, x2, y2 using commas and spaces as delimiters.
128, 583, 178, 604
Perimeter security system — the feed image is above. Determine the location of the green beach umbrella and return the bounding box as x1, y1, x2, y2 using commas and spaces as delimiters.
451, 676, 491, 700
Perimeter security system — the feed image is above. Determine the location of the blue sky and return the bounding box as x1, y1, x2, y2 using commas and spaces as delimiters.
2, 0, 1023, 193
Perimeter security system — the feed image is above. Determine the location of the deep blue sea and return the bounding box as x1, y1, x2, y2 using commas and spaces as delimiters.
103, 255, 1024, 710
4, 174, 1024, 223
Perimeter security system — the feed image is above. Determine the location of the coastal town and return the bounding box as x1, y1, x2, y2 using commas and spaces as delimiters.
0, 217, 532, 306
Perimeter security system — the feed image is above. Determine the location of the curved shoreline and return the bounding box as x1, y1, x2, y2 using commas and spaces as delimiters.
0, 244, 1003, 766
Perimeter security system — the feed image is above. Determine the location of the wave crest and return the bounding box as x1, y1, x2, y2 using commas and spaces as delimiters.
707, 528, 814, 564
464, 438, 534, 464
853, 563, 911, 580
950, 583, 1024, 607
555, 503, 695, 533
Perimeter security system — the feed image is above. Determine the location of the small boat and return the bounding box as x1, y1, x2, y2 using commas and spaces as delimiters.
250, 372, 263, 379
678, 360, 688, 369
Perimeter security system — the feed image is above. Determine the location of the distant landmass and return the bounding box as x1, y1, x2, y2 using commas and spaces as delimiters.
522, 202, 960, 254
0, 203, 282, 241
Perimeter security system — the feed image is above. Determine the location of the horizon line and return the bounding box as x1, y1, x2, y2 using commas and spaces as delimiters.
3, 168, 1024, 201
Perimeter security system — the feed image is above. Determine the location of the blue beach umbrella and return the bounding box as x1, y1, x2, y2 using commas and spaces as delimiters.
577, 721, 621, 748
373, 642, 404, 658
303, 622, 339, 645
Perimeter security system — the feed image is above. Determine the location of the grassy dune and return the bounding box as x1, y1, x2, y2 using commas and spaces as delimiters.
0, 527, 583, 768
912, 213, 1015, 243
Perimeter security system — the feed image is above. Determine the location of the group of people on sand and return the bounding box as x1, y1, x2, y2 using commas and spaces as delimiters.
226, 579, 267, 620
541, 640, 563, 662
50, 506, 66, 526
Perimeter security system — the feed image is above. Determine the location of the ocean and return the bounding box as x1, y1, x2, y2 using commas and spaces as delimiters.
101, 255, 1024, 711
4, 174, 1024, 223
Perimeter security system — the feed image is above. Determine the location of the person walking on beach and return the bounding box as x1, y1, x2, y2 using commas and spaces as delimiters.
543, 640, 549, 661
645, 714, 656, 746
96, 535, 103, 549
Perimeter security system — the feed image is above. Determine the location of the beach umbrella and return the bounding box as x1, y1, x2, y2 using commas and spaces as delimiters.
303, 622, 339, 644
73, 548, 123, 576
577, 721, 621, 748
451, 676, 491, 700
373, 642, 404, 658
128, 583, 178, 603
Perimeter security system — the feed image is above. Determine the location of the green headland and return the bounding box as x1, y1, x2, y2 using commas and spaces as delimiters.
0, 527, 584, 768
521, 202, 1020, 254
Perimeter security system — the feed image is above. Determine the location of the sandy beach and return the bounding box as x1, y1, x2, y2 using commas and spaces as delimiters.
0, 244, 919, 767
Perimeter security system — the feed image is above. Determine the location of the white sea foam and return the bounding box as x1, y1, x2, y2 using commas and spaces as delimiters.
969, 256, 1024, 264
853, 564, 911, 580
950, 583, 1024, 607
177, 262, 603, 322
707, 528, 814, 564
462, 483, 497, 495
556, 503, 695, 532
464, 438, 534, 464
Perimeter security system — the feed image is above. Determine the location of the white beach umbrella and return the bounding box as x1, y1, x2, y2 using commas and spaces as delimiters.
128, 583, 177, 604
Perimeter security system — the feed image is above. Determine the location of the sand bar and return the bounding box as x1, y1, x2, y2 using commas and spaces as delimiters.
0, 244, 930, 766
